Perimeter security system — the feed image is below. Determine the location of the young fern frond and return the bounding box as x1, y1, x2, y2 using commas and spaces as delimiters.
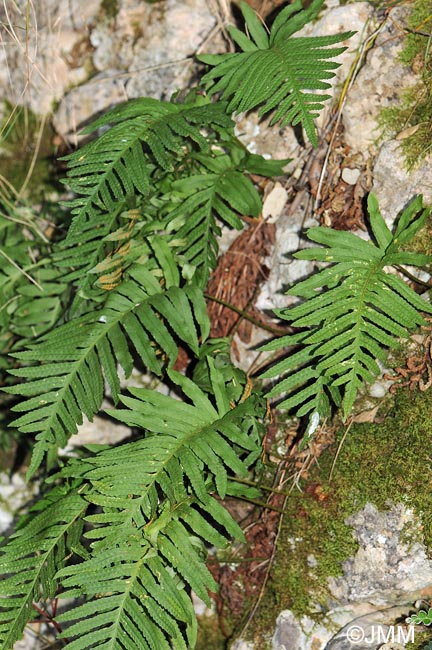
4, 259, 209, 477
49, 364, 265, 650
0, 485, 87, 649
62, 98, 233, 240
199, 0, 354, 146
261, 194, 432, 424
166, 143, 287, 286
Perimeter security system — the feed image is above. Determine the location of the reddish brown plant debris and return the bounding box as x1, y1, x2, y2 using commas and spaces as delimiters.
311, 122, 371, 231
386, 321, 432, 392
208, 485, 287, 636
206, 219, 275, 347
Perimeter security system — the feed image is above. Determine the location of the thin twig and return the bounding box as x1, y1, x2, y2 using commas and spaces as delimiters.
204, 292, 289, 335
17, 112, 48, 198
313, 17, 387, 213
329, 418, 353, 481
0, 248, 43, 290
238, 463, 290, 638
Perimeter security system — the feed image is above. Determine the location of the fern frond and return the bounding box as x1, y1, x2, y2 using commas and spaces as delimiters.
156, 139, 288, 287
166, 153, 257, 286
0, 485, 87, 649
0, 218, 68, 348
50, 363, 263, 649
53, 98, 234, 303
62, 98, 233, 243
261, 194, 432, 422
199, 0, 354, 145
57, 549, 197, 650
4, 261, 210, 477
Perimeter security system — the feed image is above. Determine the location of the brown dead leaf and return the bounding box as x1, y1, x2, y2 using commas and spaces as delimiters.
352, 405, 380, 423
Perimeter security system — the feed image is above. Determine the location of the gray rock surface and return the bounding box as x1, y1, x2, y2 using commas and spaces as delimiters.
343, 6, 418, 153
52, 71, 128, 143
125, 0, 218, 101
234, 503, 431, 650
53, 0, 220, 138
329, 504, 432, 605
299, 2, 375, 131
0, 0, 101, 114
372, 142, 432, 222
0, 473, 37, 534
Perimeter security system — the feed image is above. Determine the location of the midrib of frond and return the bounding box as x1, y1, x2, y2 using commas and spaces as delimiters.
0, 494, 86, 650
122, 413, 218, 514
199, 180, 223, 277
337, 257, 385, 416
104, 552, 145, 650
24, 289, 154, 474
90, 400, 245, 537
270, 44, 315, 129
65, 129, 151, 241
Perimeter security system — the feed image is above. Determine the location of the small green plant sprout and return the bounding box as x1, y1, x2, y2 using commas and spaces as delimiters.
407, 607, 432, 626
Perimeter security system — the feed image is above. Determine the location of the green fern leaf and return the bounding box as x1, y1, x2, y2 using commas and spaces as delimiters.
0, 486, 87, 649
166, 154, 258, 286
49, 363, 263, 649
199, 0, 354, 145
261, 194, 432, 423
158, 139, 288, 287
4, 261, 209, 477
55, 98, 234, 301
56, 524, 198, 650
62, 99, 232, 241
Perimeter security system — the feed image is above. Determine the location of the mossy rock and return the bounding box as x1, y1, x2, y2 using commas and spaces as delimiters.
247, 385, 432, 646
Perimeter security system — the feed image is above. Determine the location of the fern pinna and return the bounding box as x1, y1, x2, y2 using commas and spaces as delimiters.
0, 1, 359, 648
261, 194, 432, 433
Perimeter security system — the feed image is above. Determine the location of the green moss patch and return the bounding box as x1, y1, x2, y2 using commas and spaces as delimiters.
247, 386, 432, 646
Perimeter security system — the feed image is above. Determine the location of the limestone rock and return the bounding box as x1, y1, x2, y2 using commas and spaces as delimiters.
0, 0, 100, 115
234, 504, 432, 650
53, 0, 220, 138
372, 141, 432, 224
329, 503, 432, 605
299, 2, 375, 130
52, 71, 128, 143
125, 0, 218, 101
0, 472, 37, 534
343, 7, 418, 153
